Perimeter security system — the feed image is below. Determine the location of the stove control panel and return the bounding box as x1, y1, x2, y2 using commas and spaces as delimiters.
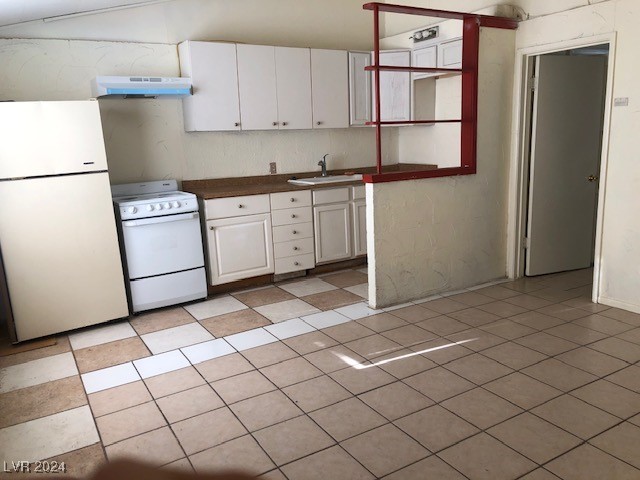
117, 195, 198, 220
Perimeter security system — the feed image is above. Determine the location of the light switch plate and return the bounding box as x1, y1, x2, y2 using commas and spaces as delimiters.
614, 97, 629, 107
269, 162, 277, 174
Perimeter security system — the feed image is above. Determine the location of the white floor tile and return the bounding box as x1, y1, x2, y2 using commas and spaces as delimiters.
231, 285, 274, 295
0, 352, 78, 394
181, 339, 236, 365
278, 278, 338, 297
255, 299, 321, 323
133, 350, 190, 379
224, 328, 278, 351
302, 310, 352, 329
140, 323, 214, 354
81, 362, 141, 394
183, 295, 248, 321
344, 283, 369, 299
356, 267, 369, 275
68, 321, 136, 350
413, 294, 443, 304
264, 318, 316, 340
0, 406, 99, 461
334, 302, 383, 320
383, 302, 415, 312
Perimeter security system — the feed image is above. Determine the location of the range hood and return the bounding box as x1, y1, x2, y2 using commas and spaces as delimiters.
91, 76, 192, 99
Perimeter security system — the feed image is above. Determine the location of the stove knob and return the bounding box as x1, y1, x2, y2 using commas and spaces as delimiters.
127, 206, 137, 214
146, 204, 154, 211
163, 202, 171, 209
172, 201, 180, 208
155, 203, 163, 210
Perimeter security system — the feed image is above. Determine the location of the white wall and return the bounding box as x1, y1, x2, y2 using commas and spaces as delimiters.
368, 27, 515, 307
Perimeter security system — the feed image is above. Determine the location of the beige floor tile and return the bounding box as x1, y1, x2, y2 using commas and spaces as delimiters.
415, 316, 469, 336
484, 373, 562, 409
258, 469, 287, 479
404, 367, 475, 402
45, 443, 106, 478
184, 295, 248, 321
424, 298, 469, 314
330, 365, 396, 395
309, 397, 386, 441
301, 290, 363, 310
589, 337, 640, 363
374, 348, 438, 379
341, 424, 429, 478
73, 336, 151, 374
444, 353, 513, 385
304, 345, 366, 373
322, 270, 369, 288
519, 468, 563, 480
88, 380, 152, 417
590, 422, 640, 469
532, 394, 619, 440
546, 444, 640, 480
323, 321, 376, 343
448, 308, 501, 327
447, 291, 495, 307
545, 323, 608, 346
441, 388, 522, 429
96, 401, 166, 445
502, 279, 546, 294
504, 294, 553, 310
255, 299, 320, 323
477, 300, 529, 318
571, 380, 640, 418
200, 309, 271, 337
0, 352, 78, 394
157, 385, 224, 423
617, 327, 640, 345
162, 458, 194, 472
232, 286, 296, 308
536, 303, 589, 321
189, 434, 275, 475
211, 370, 276, 404
254, 416, 335, 465
172, 407, 247, 455
345, 334, 403, 360
482, 342, 547, 370
343, 283, 368, 299
522, 358, 597, 391
359, 382, 433, 420
383, 455, 466, 480
488, 412, 581, 464
394, 405, 479, 452
282, 375, 351, 412
479, 319, 537, 340
230, 390, 302, 431
260, 356, 323, 388
283, 331, 339, 355
473, 285, 522, 300
241, 342, 298, 368
510, 311, 565, 330
574, 314, 635, 335
606, 365, 640, 393
195, 353, 254, 383
0, 375, 86, 428
356, 312, 409, 332
105, 426, 183, 466
439, 433, 536, 480
389, 305, 441, 323
129, 307, 195, 335
69, 322, 137, 351
556, 347, 628, 377
0, 335, 71, 369
445, 328, 505, 352
144, 366, 206, 399
281, 445, 374, 480
599, 307, 640, 326
411, 338, 475, 365
514, 332, 579, 356
381, 325, 436, 347
529, 287, 583, 303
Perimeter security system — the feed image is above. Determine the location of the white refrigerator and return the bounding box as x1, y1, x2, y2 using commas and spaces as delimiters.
0, 100, 129, 342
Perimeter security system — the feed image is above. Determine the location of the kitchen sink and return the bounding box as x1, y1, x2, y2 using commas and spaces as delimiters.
287, 174, 363, 186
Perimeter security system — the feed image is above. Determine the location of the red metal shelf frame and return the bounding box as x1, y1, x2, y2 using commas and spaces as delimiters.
362, 2, 517, 184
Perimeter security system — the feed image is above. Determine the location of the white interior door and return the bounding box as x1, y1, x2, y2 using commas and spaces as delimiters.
526, 54, 607, 276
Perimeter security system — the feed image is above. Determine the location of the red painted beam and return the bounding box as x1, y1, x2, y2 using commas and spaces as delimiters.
365, 119, 461, 126
372, 4, 382, 174
365, 65, 462, 74
461, 17, 480, 171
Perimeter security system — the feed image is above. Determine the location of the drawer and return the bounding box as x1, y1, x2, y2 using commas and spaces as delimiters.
205, 194, 270, 220
274, 253, 315, 274
271, 190, 312, 210
273, 222, 313, 243
313, 187, 350, 205
274, 237, 314, 259
271, 206, 312, 226
353, 185, 365, 200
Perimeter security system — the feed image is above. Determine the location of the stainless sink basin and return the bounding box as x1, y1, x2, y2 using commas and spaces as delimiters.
288, 174, 363, 186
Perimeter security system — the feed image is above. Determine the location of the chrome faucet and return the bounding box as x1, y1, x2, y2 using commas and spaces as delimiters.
318, 154, 329, 177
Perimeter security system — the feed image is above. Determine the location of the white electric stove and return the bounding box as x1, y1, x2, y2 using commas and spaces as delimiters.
112, 180, 207, 313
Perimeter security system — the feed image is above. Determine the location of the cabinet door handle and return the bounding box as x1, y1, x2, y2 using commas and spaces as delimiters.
294, 261, 300, 266
209, 226, 214, 230
234, 122, 240, 127
292, 230, 298, 234
238, 204, 244, 209
272, 121, 278, 126
282, 122, 288, 126
291, 214, 296, 218
290, 198, 296, 203
293, 246, 299, 251
316, 121, 323, 126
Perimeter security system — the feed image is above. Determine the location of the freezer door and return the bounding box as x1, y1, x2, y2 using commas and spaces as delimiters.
0, 100, 108, 179
0, 172, 129, 341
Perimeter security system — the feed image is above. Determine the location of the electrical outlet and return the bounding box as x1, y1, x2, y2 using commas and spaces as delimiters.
269, 162, 277, 174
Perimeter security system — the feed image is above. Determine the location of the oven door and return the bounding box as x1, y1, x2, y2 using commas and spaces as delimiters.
121, 212, 205, 280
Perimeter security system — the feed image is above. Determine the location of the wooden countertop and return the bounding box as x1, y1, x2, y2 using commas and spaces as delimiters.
182, 164, 437, 199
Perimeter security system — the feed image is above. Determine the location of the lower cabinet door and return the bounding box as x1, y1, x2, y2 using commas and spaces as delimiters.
353, 200, 367, 256
313, 203, 352, 264
206, 213, 274, 285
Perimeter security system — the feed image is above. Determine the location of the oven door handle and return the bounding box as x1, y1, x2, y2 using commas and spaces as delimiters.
122, 212, 199, 227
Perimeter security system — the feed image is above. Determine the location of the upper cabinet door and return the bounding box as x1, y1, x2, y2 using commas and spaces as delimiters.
237, 44, 279, 131
348, 51, 372, 126
275, 47, 312, 130
373, 50, 411, 122
411, 44, 437, 80
438, 38, 463, 69
179, 41, 241, 132
310, 49, 349, 129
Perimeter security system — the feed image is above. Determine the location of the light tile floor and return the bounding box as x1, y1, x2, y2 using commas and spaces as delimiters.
1, 267, 639, 479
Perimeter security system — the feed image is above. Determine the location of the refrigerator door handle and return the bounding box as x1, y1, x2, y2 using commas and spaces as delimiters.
122, 212, 199, 227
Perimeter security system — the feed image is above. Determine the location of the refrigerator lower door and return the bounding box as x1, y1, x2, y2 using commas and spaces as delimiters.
0, 172, 129, 341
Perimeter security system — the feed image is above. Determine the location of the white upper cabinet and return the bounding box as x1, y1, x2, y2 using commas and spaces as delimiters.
311, 49, 349, 129
275, 47, 312, 130
373, 50, 411, 123
179, 41, 241, 132
348, 51, 372, 126
411, 44, 437, 80
237, 44, 279, 131
438, 38, 463, 69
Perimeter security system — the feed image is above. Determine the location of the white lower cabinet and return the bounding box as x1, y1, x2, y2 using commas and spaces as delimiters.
313, 203, 352, 264
353, 199, 367, 256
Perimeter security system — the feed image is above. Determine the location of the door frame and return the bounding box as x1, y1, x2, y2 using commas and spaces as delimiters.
506, 32, 617, 303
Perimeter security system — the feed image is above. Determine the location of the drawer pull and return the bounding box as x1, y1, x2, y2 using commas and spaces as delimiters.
282, 122, 288, 126
292, 230, 298, 234
234, 122, 240, 127
238, 204, 244, 209
290, 198, 295, 202
294, 261, 300, 266
316, 121, 323, 126
209, 226, 214, 230
293, 246, 299, 251
291, 214, 296, 218
272, 121, 278, 126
